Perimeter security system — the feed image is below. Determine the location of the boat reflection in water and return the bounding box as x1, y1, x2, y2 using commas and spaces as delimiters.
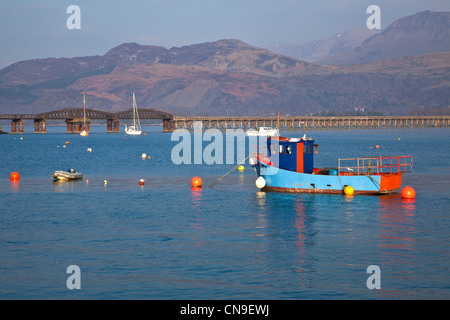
378, 193, 416, 251
52, 169, 83, 181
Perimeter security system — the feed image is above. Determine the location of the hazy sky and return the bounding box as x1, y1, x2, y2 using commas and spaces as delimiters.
0, 0, 449, 69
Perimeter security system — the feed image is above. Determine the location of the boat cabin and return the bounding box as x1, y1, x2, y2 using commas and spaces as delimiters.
266, 137, 316, 174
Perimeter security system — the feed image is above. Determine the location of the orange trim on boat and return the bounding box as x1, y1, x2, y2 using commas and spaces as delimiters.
380, 173, 403, 192
297, 142, 304, 173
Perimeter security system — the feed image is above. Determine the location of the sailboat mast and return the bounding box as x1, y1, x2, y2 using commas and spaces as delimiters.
132, 92, 136, 127
277, 111, 280, 128
133, 92, 141, 129
83, 95, 86, 128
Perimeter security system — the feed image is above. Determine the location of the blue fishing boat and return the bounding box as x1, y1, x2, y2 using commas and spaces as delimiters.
253, 135, 412, 195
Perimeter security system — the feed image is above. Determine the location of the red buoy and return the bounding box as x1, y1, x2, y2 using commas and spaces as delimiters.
401, 186, 415, 199
10, 172, 20, 181
191, 176, 202, 188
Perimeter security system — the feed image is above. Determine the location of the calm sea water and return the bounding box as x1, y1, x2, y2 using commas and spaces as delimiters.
0, 125, 449, 300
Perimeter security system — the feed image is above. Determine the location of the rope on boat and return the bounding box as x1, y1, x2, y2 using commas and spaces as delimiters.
208, 154, 252, 189
365, 174, 389, 193
337, 173, 344, 190
338, 170, 389, 194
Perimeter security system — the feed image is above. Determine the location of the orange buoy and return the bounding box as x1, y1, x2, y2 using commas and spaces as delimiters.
375, 145, 380, 149
401, 186, 415, 199
139, 179, 145, 186
191, 176, 202, 188
10, 172, 20, 181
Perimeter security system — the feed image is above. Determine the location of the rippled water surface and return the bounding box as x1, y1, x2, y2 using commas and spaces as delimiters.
0, 126, 449, 299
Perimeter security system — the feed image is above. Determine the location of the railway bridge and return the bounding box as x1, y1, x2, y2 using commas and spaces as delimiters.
167, 115, 450, 132
0, 108, 173, 134
0, 111, 449, 134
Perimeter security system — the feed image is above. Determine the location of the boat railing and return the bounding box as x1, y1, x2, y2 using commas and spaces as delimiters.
338, 156, 413, 176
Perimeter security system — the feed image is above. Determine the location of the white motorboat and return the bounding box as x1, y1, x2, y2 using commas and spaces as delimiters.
125, 93, 142, 135
52, 169, 83, 181
246, 127, 279, 136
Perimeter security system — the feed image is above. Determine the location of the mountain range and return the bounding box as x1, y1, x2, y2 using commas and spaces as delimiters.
265, 28, 381, 63
0, 10, 449, 117
266, 10, 450, 65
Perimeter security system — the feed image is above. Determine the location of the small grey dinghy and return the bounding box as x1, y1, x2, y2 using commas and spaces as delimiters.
52, 169, 83, 181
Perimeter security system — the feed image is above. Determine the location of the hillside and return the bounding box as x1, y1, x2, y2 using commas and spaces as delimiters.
319, 10, 450, 65
0, 39, 326, 116
266, 28, 380, 63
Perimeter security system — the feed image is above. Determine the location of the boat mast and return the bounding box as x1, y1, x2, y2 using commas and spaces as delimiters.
277, 111, 280, 129
131, 93, 135, 127
83, 95, 86, 129
133, 92, 141, 129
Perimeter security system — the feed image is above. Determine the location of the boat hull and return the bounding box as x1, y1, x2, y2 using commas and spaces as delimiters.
256, 161, 402, 195
52, 171, 83, 181
125, 131, 142, 135
125, 125, 142, 135
247, 131, 278, 136
246, 127, 279, 136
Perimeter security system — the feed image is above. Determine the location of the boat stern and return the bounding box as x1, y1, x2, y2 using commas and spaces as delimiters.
379, 173, 403, 193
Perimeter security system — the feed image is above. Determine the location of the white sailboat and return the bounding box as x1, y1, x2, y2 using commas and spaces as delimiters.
80, 95, 88, 137
125, 93, 142, 135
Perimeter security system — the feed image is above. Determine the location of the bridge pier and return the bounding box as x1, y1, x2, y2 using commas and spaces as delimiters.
163, 119, 175, 132
66, 122, 73, 134
107, 119, 120, 133
65, 118, 90, 134
34, 119, 47, 134
11, 119, 24, 134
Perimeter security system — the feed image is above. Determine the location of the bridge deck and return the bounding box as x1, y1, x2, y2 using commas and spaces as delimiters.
169, 116, 450, 131
0, 109, 449, 132
0, 108, 173, 120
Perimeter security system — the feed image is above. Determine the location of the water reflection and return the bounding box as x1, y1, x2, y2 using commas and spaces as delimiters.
344, 194, 354, 202
255, 191, 266, 207
252, 192, 318, 287
190, 187, 202, 208
293, 197, 307, 251
238, 172, 245, 185
401, 198, 416, 213
253, 191, 267, 236
52, 179, 83, 193
10, 181, 19, 193
377, 193, 417, 298
252, 192, 318, 251
189, 186, 204, 247
378, 193, 416, 251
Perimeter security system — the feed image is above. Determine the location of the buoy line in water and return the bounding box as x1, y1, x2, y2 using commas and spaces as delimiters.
208, 154, 251, 189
